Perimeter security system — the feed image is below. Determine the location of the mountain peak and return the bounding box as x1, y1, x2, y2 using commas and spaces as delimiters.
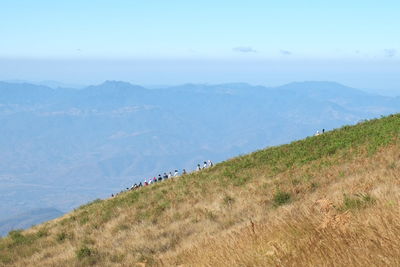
101, 80, 132, 87
84, 81, 147, 93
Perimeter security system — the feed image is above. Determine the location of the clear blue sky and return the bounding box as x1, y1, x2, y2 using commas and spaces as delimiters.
0, 0, 399, 93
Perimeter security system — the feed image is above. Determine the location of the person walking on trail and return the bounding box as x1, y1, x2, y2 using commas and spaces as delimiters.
168, 172, 172, 178
208, 160, 213, 168
174, 170, 179, 177
158, 174, 162, 181
196, 164, 201, 171
203, 161, 207, 169
182, 169, 187, 175
322, 128, 325, 134
315, 130, 320, 136
163, 173, 168, 179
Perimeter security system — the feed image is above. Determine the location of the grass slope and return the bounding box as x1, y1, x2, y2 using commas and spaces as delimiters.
1, 114, 399, 266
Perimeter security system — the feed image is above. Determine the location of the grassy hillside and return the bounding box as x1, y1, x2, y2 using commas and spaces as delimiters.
1, 114, 400, 266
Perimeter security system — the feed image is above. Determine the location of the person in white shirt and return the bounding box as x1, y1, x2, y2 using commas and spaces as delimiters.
196, 164, 201, 171
208, 160, 213, 167
174, 170, 179, 177
203, 161, 207, 169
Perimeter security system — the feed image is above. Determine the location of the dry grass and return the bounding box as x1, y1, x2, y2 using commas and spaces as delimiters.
0, 114, 399, 266
166, 146, 400, 266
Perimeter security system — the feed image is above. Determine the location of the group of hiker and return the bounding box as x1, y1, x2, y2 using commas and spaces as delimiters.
111, 127, 329, 197
315, 128, 325, 136
111, 160, 214, 197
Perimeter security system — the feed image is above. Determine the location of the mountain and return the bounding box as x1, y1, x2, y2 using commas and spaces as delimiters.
3, 80, 85, 89
0, 114, 399, 266
0, 81, 399, 225
0, 208, 63, 237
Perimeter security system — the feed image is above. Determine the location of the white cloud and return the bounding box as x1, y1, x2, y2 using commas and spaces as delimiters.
280, 50, 292, 56
233, 46, 257, 53
384, 49, 396, 58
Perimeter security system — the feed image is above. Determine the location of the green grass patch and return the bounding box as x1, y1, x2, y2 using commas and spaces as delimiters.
339, 193, 376, 211
7, 230, 38, 247
76, 246, 93, 259
273, 191, 291, 207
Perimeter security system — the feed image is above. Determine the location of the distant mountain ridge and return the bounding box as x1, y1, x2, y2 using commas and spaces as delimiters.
0, 208, 63, 237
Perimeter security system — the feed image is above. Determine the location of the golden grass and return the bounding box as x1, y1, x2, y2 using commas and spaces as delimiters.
164, 146, 400, 266
1, 116, 399, 266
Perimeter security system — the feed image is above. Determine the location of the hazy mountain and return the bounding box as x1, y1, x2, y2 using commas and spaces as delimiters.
4, 79, 85, 89
0, 80, 399, 226
0, 208, 63, 237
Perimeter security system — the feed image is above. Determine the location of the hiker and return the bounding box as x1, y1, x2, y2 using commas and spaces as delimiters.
203, 161, 207, 169
315, 130, 320, 136
144, 179, 148, 186
158, 174, 162, 181
208, 160, 213, 167
168, 172, 172, 178
182, 169, 187, 175
163, 172, 168, 179
153, 177, 157, 183
174, 170, 179, 177
322, 128, 325, 134
196, 164, 201, 171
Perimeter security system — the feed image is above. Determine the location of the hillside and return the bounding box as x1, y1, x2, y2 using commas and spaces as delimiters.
1, 80, 400, 223
1, 114, 400, 266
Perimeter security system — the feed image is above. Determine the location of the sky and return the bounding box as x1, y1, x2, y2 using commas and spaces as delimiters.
0, 0, 399, 93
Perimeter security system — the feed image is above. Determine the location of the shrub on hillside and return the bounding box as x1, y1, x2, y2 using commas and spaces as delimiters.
273, 191, 291, 207
76, 246, 93, 259
56, 231, 70, 243
223, 195, 235, 207
35, 228, 48, 238
8, 230, 26, 244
